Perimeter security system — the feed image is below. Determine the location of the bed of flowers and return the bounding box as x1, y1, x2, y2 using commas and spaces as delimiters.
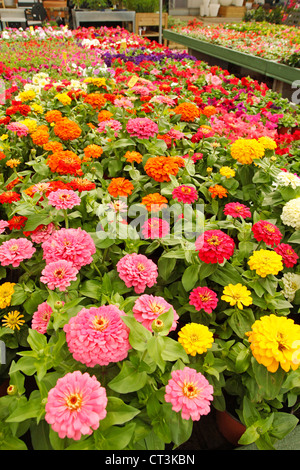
171, 20, 300, 68
0, 25, 300, 451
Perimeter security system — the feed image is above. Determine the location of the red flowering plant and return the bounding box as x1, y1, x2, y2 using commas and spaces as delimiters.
0, 25, 299, 452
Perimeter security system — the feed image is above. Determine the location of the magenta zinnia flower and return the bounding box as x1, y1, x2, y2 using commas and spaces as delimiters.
164, 367, 214, 421
189, 286, 218, 313
0, 238, 36, 267
45, 371, 107, 440
116, 253, 158, 294
0, 220, 9, 234
31, 301, 53, 334
195, 230, 235, 264
172, 185, 198, 204
42, 227, 96, 270
126, 117, 158, 139
141, 217, 170, 239
63, 305, 131, 367
40, 260, 78, 291
252, 220, 283, 247
132, 294, 179, 332
274, 243, 299, 268
29, 223, 56, 244
47, 189, 81, 210
223, 202, 251, 219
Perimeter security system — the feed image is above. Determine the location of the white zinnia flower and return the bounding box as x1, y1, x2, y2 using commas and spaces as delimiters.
277, 171, 300, 190
281, 197, 300, 230
282, 273, 300, 302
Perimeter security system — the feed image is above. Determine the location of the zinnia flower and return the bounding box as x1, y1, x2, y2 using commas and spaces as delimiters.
220, 166, 236, 179
48, 189, 81, 210
178, 323, 214, 356
141, 193, 168, 212
40, 260, 78, 291
84, 93, 107, 109
258, 136, 277, 150
116, 253, 158, 294
221, 283, 252, 309
7, 215, 28, 231
230, 138, 265, 164
246, 314, 300, 372
141, 217, 170, 239
223, 202, 251, 219
68, 178, 96, 193
248, 249, 283, 277
281, 198, 300, 230
282, 272, 300, 301
252, 220, 283, 247
144, 156, 185, 183
208, 185, 228, 199
63, 305, 131, 367
164, 367, 214, 421
46, 150, 82, 176
31, 302, 52, 334
172, 185, 198, 204
45, 371, 108, 440
276, 171, 300, 190
274, 243, 299, 268
42, 228, 96, 270
2, 311, 25, 330
189, 286, 218, 313
24, 223, 56, 244
124, 150, 143, 164
132, 294, 178, 332
107, 177, 134, 198
0, 238, 35, 267
0, 191, 20, 204
174, 102, 200, 122
0, 220, 9, 234
0, 282, 15, 309
126, 117, 158, 139
83, 144, 103, 161
195, 230, 235, 264
54, 118, 82, 141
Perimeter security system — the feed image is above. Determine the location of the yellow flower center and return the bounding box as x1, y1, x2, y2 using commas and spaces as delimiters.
66, 393, 82, 411
92, 315, 109, 331
182, 381, 199, 399
150, 301, 165, 315
207, 235, 220, 246
137, 263, 145, 272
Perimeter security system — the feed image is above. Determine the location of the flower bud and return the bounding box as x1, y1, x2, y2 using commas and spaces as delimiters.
151, 318, 164, 333
7, 384, 17, 396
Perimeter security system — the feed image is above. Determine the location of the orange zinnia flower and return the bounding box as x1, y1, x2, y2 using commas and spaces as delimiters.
54, 118, 82, 141
124, 151, 143, 164
31, 128, 49, 146
98, 110, 113, 122
174, 102, 200, 122
141, 193, 168, 212
45, 110, 63, 123
43, 141, 64, 153
46, 150, 82, 176
107, 177, 134, 198
208, 184, 228, 199
83, 144, 103, 162
144, 156, 185, 183
84, 93, 107, 109
202, 105, 217, 117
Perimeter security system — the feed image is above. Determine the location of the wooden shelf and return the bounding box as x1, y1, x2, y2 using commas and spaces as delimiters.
136, 12, 168, 46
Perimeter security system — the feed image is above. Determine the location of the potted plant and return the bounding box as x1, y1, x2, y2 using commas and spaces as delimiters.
72, 0, 108, 10
123, 0, 160, 13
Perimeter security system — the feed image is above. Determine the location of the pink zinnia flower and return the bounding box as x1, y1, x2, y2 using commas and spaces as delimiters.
0, 220, 9, 234
97, 119, 122, 136
47, 189, 81, 210
141, 217, 170, 239
42, 227, 96, 270
40, 260, 78, 291
26, 223, 56, 244
195, 230, 235, 264
164, 367, 214, 421
252, 220, 283, 247
0, 238, 35, 267
116, 253, 158, 294
189, 287, 218, 313
172, 185, 198, 204
126, 118, 158, 139
274, 243, 299, 268
63, 305, 131, 367
223, 202, 251, 219
31, 302, 53, 334
45, 371, 107, 440
7, 122, 29, 137
132, 294, 179, 332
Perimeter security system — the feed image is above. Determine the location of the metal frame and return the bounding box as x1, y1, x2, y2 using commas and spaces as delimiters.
71, 9, 136, 32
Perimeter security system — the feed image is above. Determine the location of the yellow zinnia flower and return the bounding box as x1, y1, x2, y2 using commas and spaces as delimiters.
31, 103, 44, 114
258, 136, 277, 150
55, 93, 72, 106
246, 314, 300, 373
178, 323, 214, 356
0, 282, 15, 309
6, 158, 21, 168
21, 119, 38, 134
230, 138, 265, 165
220, 166, 236, 179
221, 283, 252, 309
18, 90, 36, 102
248, 249, 283, 277
2, 311, 25, 330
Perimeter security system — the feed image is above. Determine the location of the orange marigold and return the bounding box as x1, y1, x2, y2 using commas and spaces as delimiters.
174, 102, 200, 122
43, 141, 64, 153
124, 151, 143, 164
144, 156, 185, 183
45, 110, 63, 123
141, 193, 168, 212
208, 184, 228, 199
31, 128, 49, 146
98, 110, 113, 122
202, 106, 217, 117
107, 177, 134, 198
83, 144, 103, 162
46, 150, 82, 176
53, 118, 82, 141
84, 93, 107, 109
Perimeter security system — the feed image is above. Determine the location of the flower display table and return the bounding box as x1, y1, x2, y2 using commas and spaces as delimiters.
71, 9, 136, 32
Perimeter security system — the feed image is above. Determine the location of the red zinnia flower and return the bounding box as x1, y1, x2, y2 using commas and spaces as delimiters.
8, 215, 28, 231
195, 229, 235, 264
274, 243, 299, 268
0, 191, 20, 204
223, 202, 251, 219
189, 286, 218, 313
252, 220, 282, 247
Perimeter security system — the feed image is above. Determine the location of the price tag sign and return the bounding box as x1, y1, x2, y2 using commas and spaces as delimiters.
128, 75, 139, 88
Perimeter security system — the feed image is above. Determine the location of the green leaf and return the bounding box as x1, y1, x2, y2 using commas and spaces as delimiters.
95, 422, 136, 450
270, 412, 299, 440
251, 358, 286, 400
158, 256, 176, 281
27, 329, 48, 353
79, 280, 102, 300
160, 336, 189, 363
100, 397, 140, 431
227, 308, 255, 339
108, 361, 148, 393
121, 315, 152, 351
169, 410, 193, 448
6, 397, 43, 422
147, 336, 166, 372
182, 264, 200, 291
